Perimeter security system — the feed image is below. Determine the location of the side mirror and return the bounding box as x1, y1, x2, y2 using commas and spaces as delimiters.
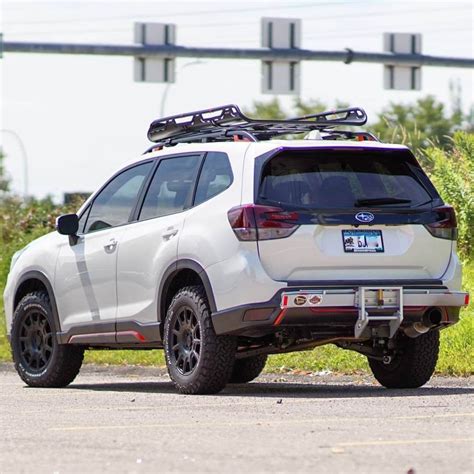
56, 214, 79, 236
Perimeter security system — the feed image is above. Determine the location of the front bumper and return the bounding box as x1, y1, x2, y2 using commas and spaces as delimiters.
212, 285, 469, 337
2, 279, 14, 337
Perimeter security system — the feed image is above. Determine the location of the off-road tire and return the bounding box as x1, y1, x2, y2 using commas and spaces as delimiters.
229, 355, 268, 383
164, 286, 236, 394
368, 330, 439, 389
11, 291, 84, 387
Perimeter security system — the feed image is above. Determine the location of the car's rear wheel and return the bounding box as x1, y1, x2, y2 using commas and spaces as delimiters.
229, 355, 267, 383
164, 286, 236, 394
11, 291, 84, 387
368, 330, 439, 389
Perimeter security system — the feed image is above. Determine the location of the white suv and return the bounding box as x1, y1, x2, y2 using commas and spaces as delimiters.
3, 105, 469, 394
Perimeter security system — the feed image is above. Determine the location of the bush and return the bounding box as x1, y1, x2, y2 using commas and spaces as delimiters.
0, 197, 80, 284
424, 131, 474, 260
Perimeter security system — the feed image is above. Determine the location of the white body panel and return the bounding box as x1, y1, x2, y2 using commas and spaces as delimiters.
116, 214, 182, 324
257, 225, 452, 282
4, 232, 63, 333
205, 245, 283, 311
178, 144, 247, 269
54, 226, 127, 331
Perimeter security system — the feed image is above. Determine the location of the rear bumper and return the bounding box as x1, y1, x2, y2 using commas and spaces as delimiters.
280, 287, 468, 310
211, 285, 469, 337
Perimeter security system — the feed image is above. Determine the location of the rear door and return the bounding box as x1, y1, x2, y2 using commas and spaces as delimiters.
116, 154, 203, 328
255, 147, 452, 282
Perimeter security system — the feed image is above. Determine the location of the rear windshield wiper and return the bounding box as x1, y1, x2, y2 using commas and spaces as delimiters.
258, 196, 311, 211
354, 197, 412, 207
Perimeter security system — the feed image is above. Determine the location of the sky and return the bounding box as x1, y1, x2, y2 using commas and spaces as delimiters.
1, 0, 473, 199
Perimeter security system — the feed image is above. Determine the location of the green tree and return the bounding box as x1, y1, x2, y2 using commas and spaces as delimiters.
245, 98, 350, 120
292, 98, 327, 116
246, 94, 470, 155
245, 98, 287, 119
372, 95, 464, 155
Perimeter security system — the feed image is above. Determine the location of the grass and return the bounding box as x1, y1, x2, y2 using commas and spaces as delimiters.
1, 263, 473, 376
436, 262, 474, 375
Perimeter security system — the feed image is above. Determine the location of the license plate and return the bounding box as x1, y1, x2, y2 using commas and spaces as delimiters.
342, 229, 384, 253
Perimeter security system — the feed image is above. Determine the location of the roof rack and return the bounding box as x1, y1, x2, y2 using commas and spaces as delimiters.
147, 104, 370, 146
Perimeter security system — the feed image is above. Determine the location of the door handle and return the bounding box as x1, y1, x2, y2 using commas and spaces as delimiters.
162, 228, 179, 241
104, 238, 118, 253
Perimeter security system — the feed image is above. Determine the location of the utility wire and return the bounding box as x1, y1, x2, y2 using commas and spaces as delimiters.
3, 1, 352, 26
3, 2, 470, 28
5, 5, 470, 38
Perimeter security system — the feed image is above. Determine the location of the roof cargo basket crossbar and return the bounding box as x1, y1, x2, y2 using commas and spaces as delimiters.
147, 104, 369, 145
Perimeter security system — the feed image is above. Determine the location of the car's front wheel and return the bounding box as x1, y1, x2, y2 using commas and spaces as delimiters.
368, 330, 439, 389
164, 286, 236, 394
11, 291, 84, 387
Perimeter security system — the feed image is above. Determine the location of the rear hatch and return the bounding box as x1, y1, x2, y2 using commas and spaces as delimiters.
253, 146, 454, 282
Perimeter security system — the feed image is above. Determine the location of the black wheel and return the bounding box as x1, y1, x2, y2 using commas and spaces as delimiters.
229, 355, 267, 383
368, 330, 439, 389
164, 286, 236, 394
11, 291, 84, 387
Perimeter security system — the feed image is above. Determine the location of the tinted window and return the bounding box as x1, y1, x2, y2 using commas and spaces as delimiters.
259, 150, 433, 209
194, 152, 233, 206
139, 155, 201, 220
85, 162, 153, 233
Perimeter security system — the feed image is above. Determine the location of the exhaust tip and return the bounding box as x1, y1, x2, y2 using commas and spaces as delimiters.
424, 307, 443, 326
405, 307, 443, 338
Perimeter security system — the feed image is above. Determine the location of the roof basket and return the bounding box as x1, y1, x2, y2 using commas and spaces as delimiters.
147, 104, 368, 145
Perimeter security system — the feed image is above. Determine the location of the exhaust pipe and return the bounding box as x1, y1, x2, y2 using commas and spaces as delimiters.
423, 307, 443, 326
404, 307, 443, 338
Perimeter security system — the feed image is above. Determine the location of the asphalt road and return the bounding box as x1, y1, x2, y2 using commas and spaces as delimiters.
1, 363, 473, 474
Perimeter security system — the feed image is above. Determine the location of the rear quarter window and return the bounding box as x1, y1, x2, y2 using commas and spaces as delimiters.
194, 152, 233, 206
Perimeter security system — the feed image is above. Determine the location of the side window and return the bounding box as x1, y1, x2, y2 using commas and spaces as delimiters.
139, 155, 201, 221
84, 162, 153, 233
194, 152, 233, 206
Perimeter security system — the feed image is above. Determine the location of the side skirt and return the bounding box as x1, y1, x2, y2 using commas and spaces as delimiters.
57, 320, 162, 345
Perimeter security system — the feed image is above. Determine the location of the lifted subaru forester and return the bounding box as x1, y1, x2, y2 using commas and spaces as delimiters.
4, 105, 469, 394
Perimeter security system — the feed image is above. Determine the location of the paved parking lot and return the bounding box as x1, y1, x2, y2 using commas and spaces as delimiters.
1, 363, 473, 473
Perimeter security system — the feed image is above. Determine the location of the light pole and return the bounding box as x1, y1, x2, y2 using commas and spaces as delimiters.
1, 129, 29, 198
159, 60, 205, 117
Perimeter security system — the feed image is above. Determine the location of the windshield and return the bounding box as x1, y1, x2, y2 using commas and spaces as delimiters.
258, 149, 435, 210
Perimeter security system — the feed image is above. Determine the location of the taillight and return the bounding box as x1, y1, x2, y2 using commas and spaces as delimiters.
227, 204, 299, 241
424, 205, 458, 240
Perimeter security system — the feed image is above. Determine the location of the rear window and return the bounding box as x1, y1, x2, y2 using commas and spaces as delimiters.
258, 149, 435, 209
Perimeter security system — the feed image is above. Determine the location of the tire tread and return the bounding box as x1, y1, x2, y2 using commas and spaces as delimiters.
12, 291, 84, 388
164, 286, 236, 395
369, 330, 439, 389
229, 355, 267, 384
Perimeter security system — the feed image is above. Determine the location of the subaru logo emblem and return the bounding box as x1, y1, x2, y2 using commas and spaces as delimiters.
355, 212, 374, 223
